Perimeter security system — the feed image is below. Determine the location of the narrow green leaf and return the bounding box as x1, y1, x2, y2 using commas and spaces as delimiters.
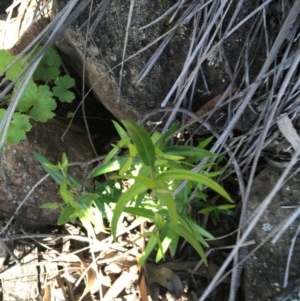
57, 204, 76, 225
156, 234, 172, 262
59, 179, 75, 204
154, 159, 170, 166
34, 153, 81, 188
165, 145, 214, 158
169, 231, 180, 256
176, 223, 207, 265
198, 136, 214, 149
119, 155, 133, 175
155, 185, 178, 231
104, 137, 131, 163
206, 172, 222, 180
157, 169, 233, 202
115, 175, 156, 189
122, 119, 155, 166
179, 216, 213, 241
217, 204, 236, 210
88, 157, 128, 178
125, 207, 155, 220
199, 206, 217, 214
112, 120, 128, 139
60, 152, 69, 175
77, 193, 99, 208
199, 204, 235, 214
138, 233, 159, 266
34, 152, 64, 183
151, 131, 164, 148
166, 155, 187, 162
39, 202, 61, 209
175, 185, 189, 215
163, 122, 180, 141
111, 183, 148, 236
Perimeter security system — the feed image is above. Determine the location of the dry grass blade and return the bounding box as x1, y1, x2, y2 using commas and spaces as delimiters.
199, 150, 300, 301
0, 0, 299, 300
133, 1, 209, 86
277, 115, 300, 151
102, 265, 138, 301
194, 1, 300, 300
161, 1, 229, 119
118, 0, 135, 101
86, 0, 111, 34
282, 223, 300, 289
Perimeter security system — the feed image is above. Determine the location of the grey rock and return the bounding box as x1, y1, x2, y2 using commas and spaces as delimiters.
53, 0, 191, 120
244, 167, 300, 301
0, 121, 94, 229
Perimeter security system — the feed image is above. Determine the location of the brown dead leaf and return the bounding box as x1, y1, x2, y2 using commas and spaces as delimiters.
43, 283, 51, 301
145, 263, 184, 299
195, 86, 237, 116
78, 263, 99, 301
43, 276, 68, 301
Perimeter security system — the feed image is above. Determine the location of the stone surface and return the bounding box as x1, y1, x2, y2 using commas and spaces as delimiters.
52, 0, 267, 134
0, 121, 94, 229
53, 0, 190, 121
244, 167, 300, 301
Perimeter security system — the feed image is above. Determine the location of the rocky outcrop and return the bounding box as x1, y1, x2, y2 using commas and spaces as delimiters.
0, 121, 94, 228
244, 167, 300, 300
53, 0, 191, 120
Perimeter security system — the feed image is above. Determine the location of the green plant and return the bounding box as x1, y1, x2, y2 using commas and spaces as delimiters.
199, 203, 236, 225
36, 152, 106, 239
37, 120, 233, 265
0, 48, 75, 144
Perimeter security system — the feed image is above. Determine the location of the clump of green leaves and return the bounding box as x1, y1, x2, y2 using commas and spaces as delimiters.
35, 152, 105, 239
37, 120, 233, 266
0, 48, 76, 144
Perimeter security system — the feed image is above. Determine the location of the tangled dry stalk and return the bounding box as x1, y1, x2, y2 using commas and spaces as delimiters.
0, 0, 299, 300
